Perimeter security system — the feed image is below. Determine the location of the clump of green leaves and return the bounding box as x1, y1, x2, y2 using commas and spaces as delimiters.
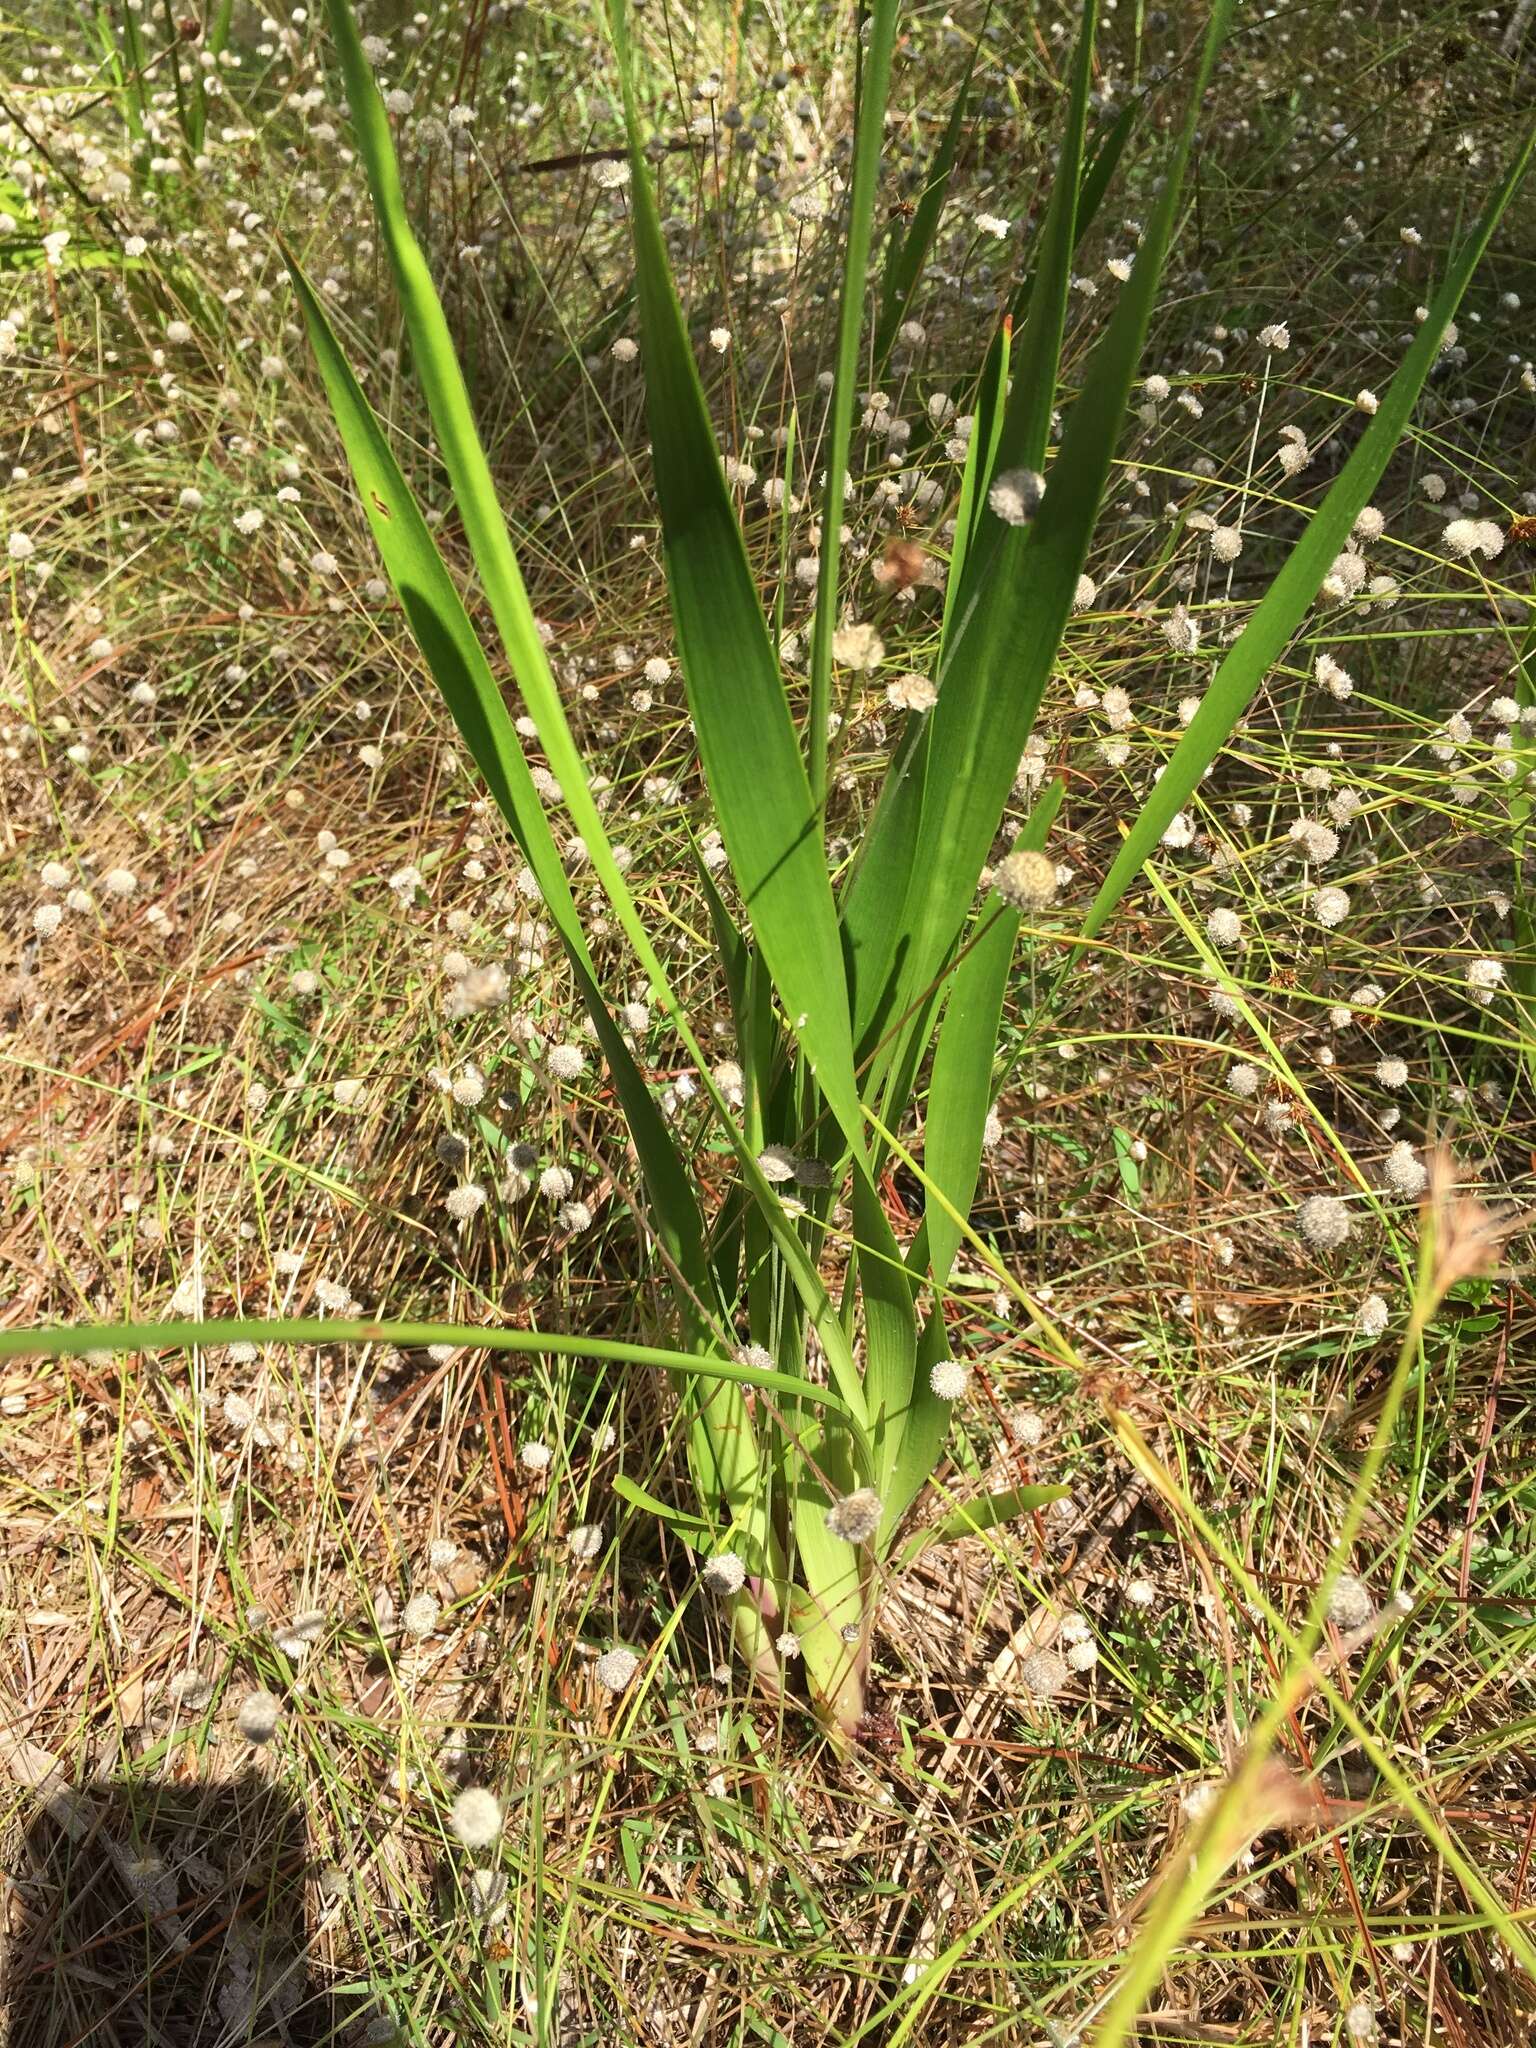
282, 0, 1527, 1745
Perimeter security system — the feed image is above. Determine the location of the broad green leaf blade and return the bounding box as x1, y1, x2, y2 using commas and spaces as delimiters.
942, 316, 1012, 645
880, 1310, 957, 1538
950, 92, 1137, 623
872, 13, 986, 372
874, 986, 942, 1182
690, 841, 750, 1047
998, 0, 1100, 475
851, 1165, 917, 1495
319, 0, 866, 1434
806, 0, 901, 805
1078, 118, 1536, 947
918, 779, 1064, 1290
282, 248, 718, 1332
314, 0, 693, 1026
847, 40, 1128, 1044
842, 0, 1233, 1076
708, 1178, 748, 1313
610, 1474, 717, 1547
840, 0, 1105, 1058
788, 1439, 867, 1739
922, 1482, 1072, 1545
606, 0, 869, 1175
1048, 94, 1139, 313
834, 364, 1000, 1052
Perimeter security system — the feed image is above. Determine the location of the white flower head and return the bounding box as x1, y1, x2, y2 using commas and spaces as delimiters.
1466, 957, 1503, 1002
988, 468, 1045, 527
1297, 1195, 1351, 1251
1356, 1293, 1389, 1337
237, 1689, 283, 1744
402, 1592, 440, 1638
928, 1357, 972, 1401
1382, 1142, 1427, 1197
1443, 517, 1504, 561
824, 1487, 883, 1545
449, 1787, 503, 1849
831, 621, 883, 672
994, 847, 1058, 912
886, 671, 937, 714
701, 1552, 746, 1595
594, 1646, 639, 1691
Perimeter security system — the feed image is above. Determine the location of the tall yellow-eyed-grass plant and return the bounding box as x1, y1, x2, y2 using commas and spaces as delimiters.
10, 0, 1530, 1751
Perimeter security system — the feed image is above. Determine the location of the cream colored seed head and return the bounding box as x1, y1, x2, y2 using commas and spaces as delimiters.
995, 847, 1058, 913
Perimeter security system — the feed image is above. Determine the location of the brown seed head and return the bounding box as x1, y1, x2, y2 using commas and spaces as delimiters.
1425, 1147, 1519, 1300
882, 538, 928, 590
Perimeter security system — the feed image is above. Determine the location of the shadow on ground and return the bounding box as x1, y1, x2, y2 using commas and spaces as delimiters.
2, 1772, 374, 2046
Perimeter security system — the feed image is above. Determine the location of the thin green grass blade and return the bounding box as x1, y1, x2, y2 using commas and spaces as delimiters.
805, 0, 901, 807
115, 1, 151, 135
159, 13, 199, 156
0, 1320, 847, 1406
1077, 118, 1536, 947
872, 14, 987, 373
841, 0, 1232, 1075
1505, 613, 1536, 1062
606, 0, 869, 1174
689, 847, 775, 1153
690, 843, 750, 1052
